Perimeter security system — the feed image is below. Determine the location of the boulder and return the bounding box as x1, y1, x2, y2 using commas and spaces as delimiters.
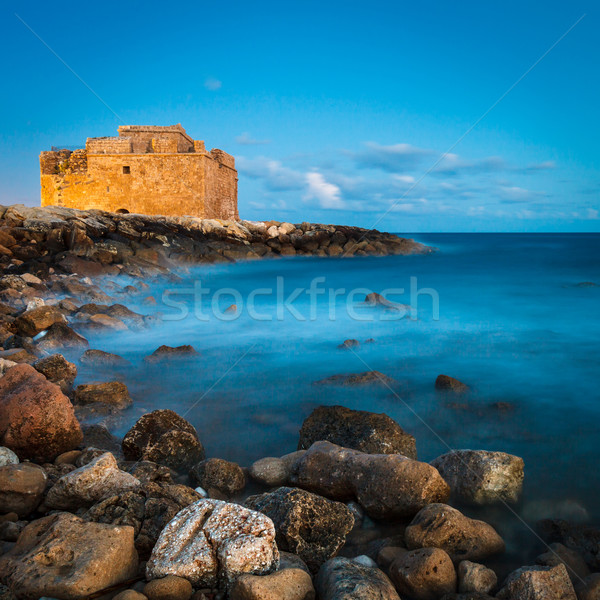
290, 441, 450, 519
144, 345, 199, 362
314, 371, 397, 387
405, 504, 505, 563
315, 557, 400, 599
497, 564, 576, 600
338, 339, 360, 349
36, 322, 89, 352
45, 452, 140, 510
0, 447, 18, 467
190, 458, 246, 497
146, 499, 279, 589
245, 487, 354, 572
575, 573, 600, 600
230, 568, 315, 600
363, 293, 408, 311
81, 423, 123, 454
74, 381, 133, 409
389, 547, 457, 600
458, 561, 497, 594
122, 409, 205, 472
0, 512, 138, 600
80, 348, 130, 366
14, 305, 66, 337
0, 363, 82, 462
538, 519, 600, 571
249, 457, 288, 487
32, 353, 77, 392
536, 542, 590, 582
0, 463, 47, 517
435, 375, 469, 393
143, 575, 192, 600
298, 405, 417, 458
431, 449, 524, 505
113, 591, 147, 600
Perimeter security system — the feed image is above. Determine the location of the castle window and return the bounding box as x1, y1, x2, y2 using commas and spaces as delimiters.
122, 166, 130, 174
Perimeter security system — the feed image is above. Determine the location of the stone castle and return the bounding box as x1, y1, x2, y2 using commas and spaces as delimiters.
40, 124, 238, 220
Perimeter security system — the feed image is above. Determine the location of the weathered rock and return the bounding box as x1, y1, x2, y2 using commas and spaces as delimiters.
538, 519, 600, 571
230, 568, 315, 600
0, 463, 47, 517
0, 447, 18, 467
81, 423, 122, 453
36, 322, 89, 351
80, 348, 130, 366
14, 305, 66, 337
315, 557, 400, 599
536, 542, 590, 582
190, 458, 246, 497
0, 363, 82, 462
431, 449, 524, 505
575, 573, 600, 600
314, 371, 397, 387
338, 339, 360, 349
497, 564, 576, 599
0, 348, 37, 365
45, 452, 140, 510
113, 591, 147, 600
146, 499, 279, 590
122, 409, 205, 472
249, 457, 288, 487
143, 575, 193, 600
245, 487, 354, 573
458, 561, 497, 594
279, 551, 312, 574
74, 381, 133, 409
145, 345, 199, 362
435, 375, 469, 393
298, 405, 417, 458
32, 353, 77, 392
389, 547, 457, 600
363, 292, 409, 311
405, 504, 505, 563
290, 441, 450, 519
0, 512, 138, 600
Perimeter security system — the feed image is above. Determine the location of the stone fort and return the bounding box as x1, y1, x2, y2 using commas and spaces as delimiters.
40, 124, 238, 220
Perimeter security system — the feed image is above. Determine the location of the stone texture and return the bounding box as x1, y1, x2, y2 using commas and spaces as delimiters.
431, 449, 524, 505
389, 547, 457, 600
405, 504, 505, 563
45, 451, 140, 510
14, 305, 66, 336
497, 564, 577, 600
190, 458, 246, 497
146, 499, 279, 590
458, 561, 497, 594
298, 405, 417, 458
290, 441, 450, 519
435, 375, 469, 393
314, 371, 397, 387
538, 519, 600, 571
575, 573, 600, 600
145, 345, 200, 362
315, 557, 400, 599
249, 457, 288, 487
536, 542, 590, 583
0, 463, 47, 517
36, 322, 89, 352
32, 353, 77, 392
245, 487, 354, 573
122, 409, 205, 472
0, 512, 138, 600
113, 592, 147, 600
80, 348, 130, 366
143, 575, 193, 600
0, 448, 18, 467
0, 363, 82, 462
74, 380, 133, 409
230, 568, 315, 600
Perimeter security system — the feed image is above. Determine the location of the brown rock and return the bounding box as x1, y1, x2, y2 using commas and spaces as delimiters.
230, 568, 315, 600
497, 564, 576, 599
0, 463, 47, 517
144, 575, 193, 600
435, 375, 470, 393
389, 547, 457, 600
0, 363, 82, 462
113, 591, 147, 600
249, 457, 288, 487
0, 349, 37, 365
377, 546, 408, 571
36, 322, 89, 352
190, 458, 245, 497
80, 348, 130, 366
536, 542, 590, 583
54, 449, 82, 465
0, 512, 138, 600
338, 339, 360, 349
74, 381, 133, 409
33, 353, 77, 392
575, 573, 600, 600
314, 371, 397, 387
144, 345, 199, 362
14, 305, 66, 337
405, 504, 505, 563
458, 560, 497, 594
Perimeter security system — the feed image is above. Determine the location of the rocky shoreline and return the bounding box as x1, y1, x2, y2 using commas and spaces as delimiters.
0, 204, 597, 600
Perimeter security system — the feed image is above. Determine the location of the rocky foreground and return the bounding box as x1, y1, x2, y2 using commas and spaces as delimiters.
0, 204, 598, 600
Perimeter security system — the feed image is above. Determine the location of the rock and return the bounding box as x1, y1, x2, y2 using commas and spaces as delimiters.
230, 568, 315, 600
74, 381, 133, 409
458, 561, 497, 594
249, 457, 288, 487
14, 305, 66, 337
45, 452, 140, 510
363, 292, 408, 311
279, 551, 311, 574
245, 487, 354, 573
0, 512, 138, 599
32, 353, 77, 392
80, 348, 130, 366
143, 575, 193, 600
431, 449, 524, 505
538, 519, 600, 571
0, 448, 18, 467
298, 405, 417, 458
377, 546, 407, 571
0, 463, 47, 517
389, 547, 457, 600
122, 409, 205, 472
113, 591, 147, 600
440, 594, 496, 600
144, 345, 199, 362
575, 573, 600, 600
338, 339, 359, 349
146, 499, 279, 590
36, 322, 89, 351
315, 557, 400, 599
0, 348, 37, 365
81, 423, 122, 453
314, 371, 397, 387
405, 504, 505, 563
190, 458, 245, 497
55, 449, 82, 465
536, 542, 590, 582
0, 363, 82, 462
290, 441, 450, 519
497, 564, 576, 599
435, 375, 469, 393
89, 313, 128, 330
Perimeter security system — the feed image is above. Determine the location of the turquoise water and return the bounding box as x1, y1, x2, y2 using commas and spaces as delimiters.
77, 233, 600, 567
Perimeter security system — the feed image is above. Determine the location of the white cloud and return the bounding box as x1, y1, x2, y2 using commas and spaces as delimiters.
304, 172, 344, 209
586, 208, 599, 220
236, 132, 271, 145
393, 174, 416, 184
237, 156, 305, 191
204, 78, 222, 91
499, 186, 536, 202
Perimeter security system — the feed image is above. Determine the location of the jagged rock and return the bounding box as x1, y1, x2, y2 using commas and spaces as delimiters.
0, 363, 82, 462
298, 405, 417, 458
74, 381, 133, 409
458, 561, 498, 594
435, 375, 469, 393
122, 409, 204, 472
314, 371, 397, 387
45, 452, 140, 510
497, 564, 576, 599
80, 348, 130, 366
536, 542, 590, 582
389, 547, 457, 600
144, 345, 199, 362
0, 513, 138, 599
0, 447, 18, 467
405, 504, 505, 563
143, 575, 193, 600
431, 449, 524, 505
190, 458, 246, 497
315, 557, 400, 599
290, 441, 450, 519
0, 463, 47, 517
249, 457, 288, 487
146, 499, 279, 589
245, 487, 354, 573
230, 568, 315, 600
32, 353, 77, 392
36, 322, 89, 351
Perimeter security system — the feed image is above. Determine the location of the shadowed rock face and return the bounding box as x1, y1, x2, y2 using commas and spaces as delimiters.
497, 564, 577, 600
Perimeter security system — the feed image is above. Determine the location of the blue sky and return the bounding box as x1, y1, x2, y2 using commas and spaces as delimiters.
1, 0, 598, 231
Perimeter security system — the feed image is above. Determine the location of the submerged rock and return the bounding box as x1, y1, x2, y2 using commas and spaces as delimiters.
435, 374, 470, 393
314, 371, 398, 387
80, 348, 131, 366
0, 463, 47, 517
144, 344, 199, 362
298, 405, 417, 458
497, 564, 576, 600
